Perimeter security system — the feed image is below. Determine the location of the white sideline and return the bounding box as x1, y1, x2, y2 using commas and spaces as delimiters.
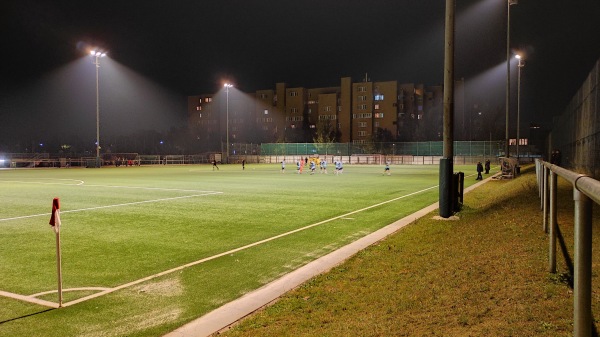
164, 172, 497, 337
0, 182, 439, 308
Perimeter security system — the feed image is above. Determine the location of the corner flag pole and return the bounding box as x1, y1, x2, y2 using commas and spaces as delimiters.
49, 198, 63, 307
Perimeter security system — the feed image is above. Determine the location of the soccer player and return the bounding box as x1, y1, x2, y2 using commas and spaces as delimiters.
335, 160, 343, 175
310, 161, 316, 175
383, 161, 391, 176
296, 160, 301, 174
321, 159, 328, 174
281, 160, 286, 173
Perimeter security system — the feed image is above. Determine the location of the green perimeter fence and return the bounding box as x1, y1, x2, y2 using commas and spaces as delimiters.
259, 141, 504, 157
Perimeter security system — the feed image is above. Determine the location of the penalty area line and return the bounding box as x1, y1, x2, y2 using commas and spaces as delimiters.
0, 192, 223, 223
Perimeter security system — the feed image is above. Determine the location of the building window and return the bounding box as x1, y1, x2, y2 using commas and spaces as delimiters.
338, 106, 342, 112
375, 112, 384, 118
290, 91, 298, 97
285, 116, 303, 122
325, 106, 332, 112
358, 95, 367, 101
374, 104, 380, 110
205, 97, 212, 103
358, 131, 367, 136
260, 93, 268, 99
374, 94, 384, 101
358, 104, 367, 110
358, 86, 367, 92
264, 109, 269, 115
352, 113, 372, 119
359, 121, 367, 128
309, 124, 316, 129
196, 106, 202, 111
374, 121, 380, 127
290, 108, 298, 113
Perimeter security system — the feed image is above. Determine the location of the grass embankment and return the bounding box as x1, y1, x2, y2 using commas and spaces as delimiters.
222, 165, 600, 337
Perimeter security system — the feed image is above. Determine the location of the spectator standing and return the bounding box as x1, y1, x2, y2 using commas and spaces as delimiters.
476, 161, 483, 180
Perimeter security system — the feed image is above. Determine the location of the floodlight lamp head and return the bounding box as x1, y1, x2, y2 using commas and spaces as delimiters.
90, 50, 108, 57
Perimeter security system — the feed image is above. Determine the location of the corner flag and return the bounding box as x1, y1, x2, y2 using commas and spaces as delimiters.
49, 197, 61, 233
48, 197, 63, 307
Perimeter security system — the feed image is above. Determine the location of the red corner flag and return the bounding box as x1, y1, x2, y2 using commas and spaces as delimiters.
49, 198, 61, 233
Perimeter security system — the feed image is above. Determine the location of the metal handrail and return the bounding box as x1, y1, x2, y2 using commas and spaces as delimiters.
536, 159, 598, 337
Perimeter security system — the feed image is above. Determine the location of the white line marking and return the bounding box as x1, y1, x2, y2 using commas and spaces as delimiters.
0, 192, 223, 222
0, 179, 85, 186
57, 184, 439, 307
1, 183, 439, 308
0, 179, 216, 193
0, 290, 59, 308
30, 287, 111, 297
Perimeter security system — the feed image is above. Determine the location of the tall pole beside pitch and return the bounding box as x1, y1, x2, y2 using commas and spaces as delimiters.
91, 50, 107, 168
224, 83, 233, 164
505, 0, 517, 157
439, 0, 455, 218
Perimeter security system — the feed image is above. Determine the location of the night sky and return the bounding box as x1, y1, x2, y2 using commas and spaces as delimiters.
1, 0, 599, 148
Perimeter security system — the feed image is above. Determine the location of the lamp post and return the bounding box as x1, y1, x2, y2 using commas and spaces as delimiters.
516, 54, 525, 164
505, 0, 518, 158
224, 83, 233, 164
91, 50, 107, 167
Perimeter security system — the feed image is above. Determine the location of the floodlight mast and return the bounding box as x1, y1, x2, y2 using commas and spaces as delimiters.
224, 83, 233, 164
516, 54, 524, 164
505, 0, 518, 158
91, 50, 107, 167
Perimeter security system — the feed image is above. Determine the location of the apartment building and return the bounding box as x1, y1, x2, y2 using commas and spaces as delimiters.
188, 77, 457, 151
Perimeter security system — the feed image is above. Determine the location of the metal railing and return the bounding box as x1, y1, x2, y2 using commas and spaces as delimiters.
536, 159, 600, 337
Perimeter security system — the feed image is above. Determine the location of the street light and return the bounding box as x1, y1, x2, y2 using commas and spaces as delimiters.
505, 0, 518, 158
224, 83, 233, 164
90, 49, 107, 167
516, 54, 525, 164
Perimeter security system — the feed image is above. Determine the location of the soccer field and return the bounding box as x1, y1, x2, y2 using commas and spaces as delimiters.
0, 163, 477, 336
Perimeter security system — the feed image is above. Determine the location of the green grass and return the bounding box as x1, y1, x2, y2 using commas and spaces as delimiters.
222, 166, 600, 337
0, 163, 478, 336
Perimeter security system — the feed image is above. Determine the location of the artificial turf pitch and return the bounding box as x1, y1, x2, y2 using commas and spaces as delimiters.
0, 163, 477, 336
